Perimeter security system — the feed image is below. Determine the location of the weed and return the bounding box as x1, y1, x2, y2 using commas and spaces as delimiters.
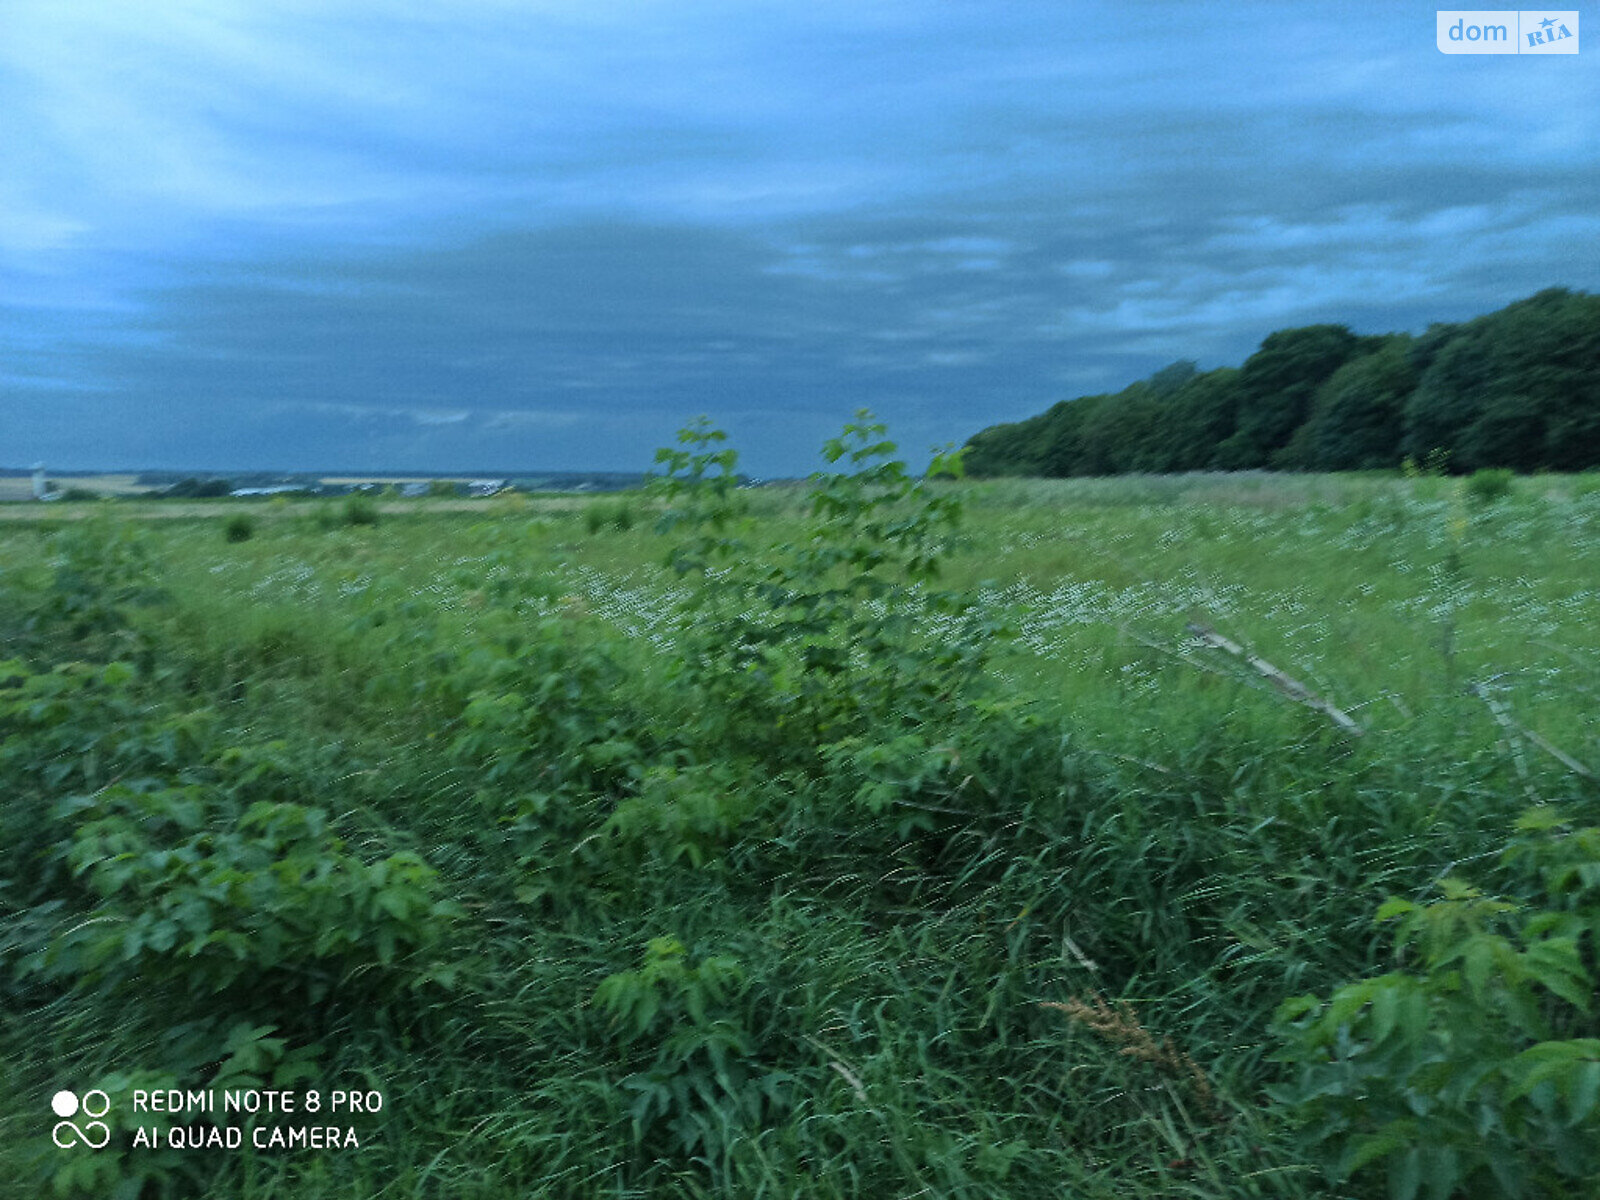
1465, 466, 1516, 506
341, 494, 380, 526
1044, 992, 1221, 1122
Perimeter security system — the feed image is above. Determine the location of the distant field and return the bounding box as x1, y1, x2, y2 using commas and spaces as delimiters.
0, 475, 504, 504
0, 472, 156, 501
317, 475, 478, 485
0, 494, 592, 520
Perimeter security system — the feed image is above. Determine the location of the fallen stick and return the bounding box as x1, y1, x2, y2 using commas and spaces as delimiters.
1469, 681, 1538, 801
1468, 682, 1597, 783
1185, 623, 1364, 737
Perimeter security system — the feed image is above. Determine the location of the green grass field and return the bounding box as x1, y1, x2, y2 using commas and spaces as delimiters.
3, 457, 1598, 1198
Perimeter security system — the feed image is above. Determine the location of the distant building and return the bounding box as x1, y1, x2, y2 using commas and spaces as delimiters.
31, 463, 50, 501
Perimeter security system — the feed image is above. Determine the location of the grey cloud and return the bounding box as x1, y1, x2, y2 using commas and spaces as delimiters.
3, 2, 1597, 474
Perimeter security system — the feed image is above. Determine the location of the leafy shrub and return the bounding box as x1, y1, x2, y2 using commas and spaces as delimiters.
1465, 467, 1515, 506
595, 937, 789, 1158
40, 515, 161, 640
341, 493, 380, 526
223, 512, 256, 542
1270, 807, 1600, 1198
653, 412, 999, 762
0, 655, 458, 1005
584, 499, 637, 534
1402, 448, 1452, 478
818, 732, 965, 838
445, 616, 635, 786
603, 763, 751, 868
42, 790, 459, 1000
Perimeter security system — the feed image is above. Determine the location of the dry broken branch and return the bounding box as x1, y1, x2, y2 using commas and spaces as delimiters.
1469, 681, 1597, 784
1185, 622, 1364, 737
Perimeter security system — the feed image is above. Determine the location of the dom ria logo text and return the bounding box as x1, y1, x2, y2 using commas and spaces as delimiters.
1437, 10, 1578, 53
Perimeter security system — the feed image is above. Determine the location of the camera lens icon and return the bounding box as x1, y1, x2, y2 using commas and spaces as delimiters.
51, 1089, 111, 1149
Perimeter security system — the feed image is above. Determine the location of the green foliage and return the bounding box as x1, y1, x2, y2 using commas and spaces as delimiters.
36, 515, 163, 645
595, 937, 788, 1159
39, 1026, 327, 1198
1306, 336, 1417, 470
1228, 323, 1366, 467
603, 763, 751, 868
4, 445, 1600, 1197
445, 614, 635, 789
223, 512, 256, 542
655, 411, 998, 762
1465, 467, 1516, 506
594, 936, 745, 1047
0, 646, 465, 1197
43, 790, 458, 998
340, 493, 380, 526
1406, 289, 1600, 472
1401, 447, 1453, 480
1271, 809, 1600, 1198
818, 731, 966, 838
964, 288, 1600, 478
0, 655, 460, 1006
651, 415, 743, 576
583, 497, 637, 534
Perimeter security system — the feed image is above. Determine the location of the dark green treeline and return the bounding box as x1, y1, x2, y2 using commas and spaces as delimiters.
963, 287, 1600, 476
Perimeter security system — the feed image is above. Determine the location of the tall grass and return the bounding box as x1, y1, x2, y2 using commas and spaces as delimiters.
1, 468, 1596, 1197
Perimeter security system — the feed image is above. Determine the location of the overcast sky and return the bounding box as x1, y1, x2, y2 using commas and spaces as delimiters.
3, 2, 1596, 475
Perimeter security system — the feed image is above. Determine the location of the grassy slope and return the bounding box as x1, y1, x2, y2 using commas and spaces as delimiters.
1, 473, 1597, 1198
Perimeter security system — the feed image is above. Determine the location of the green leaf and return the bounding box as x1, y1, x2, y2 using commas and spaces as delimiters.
1388, 1145, 1423, 1200
1376, 898, 1418, 922
1370, 985, 1400, 1043
634, 992, 660, 1036
1462, 935, 1495, 999
684, 985, 707, 1027
1342, 1121, 1415, 1175
1417, 1144, 1462, 1200
1522, 938, 1591, 1012
1271, 993, 1321, 1025
1437, 877, 1480, 901
1567, 1061, 1600, 1126
1506, 1040, 1600, 1102
375, 888, 411, 921
1513, 806, 1568, 833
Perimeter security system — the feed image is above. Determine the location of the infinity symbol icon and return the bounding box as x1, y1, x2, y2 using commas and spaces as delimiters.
52, 1119, 111, 1149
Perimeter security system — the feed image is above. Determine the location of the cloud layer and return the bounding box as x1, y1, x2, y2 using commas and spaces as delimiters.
3, 1, 1596, 474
